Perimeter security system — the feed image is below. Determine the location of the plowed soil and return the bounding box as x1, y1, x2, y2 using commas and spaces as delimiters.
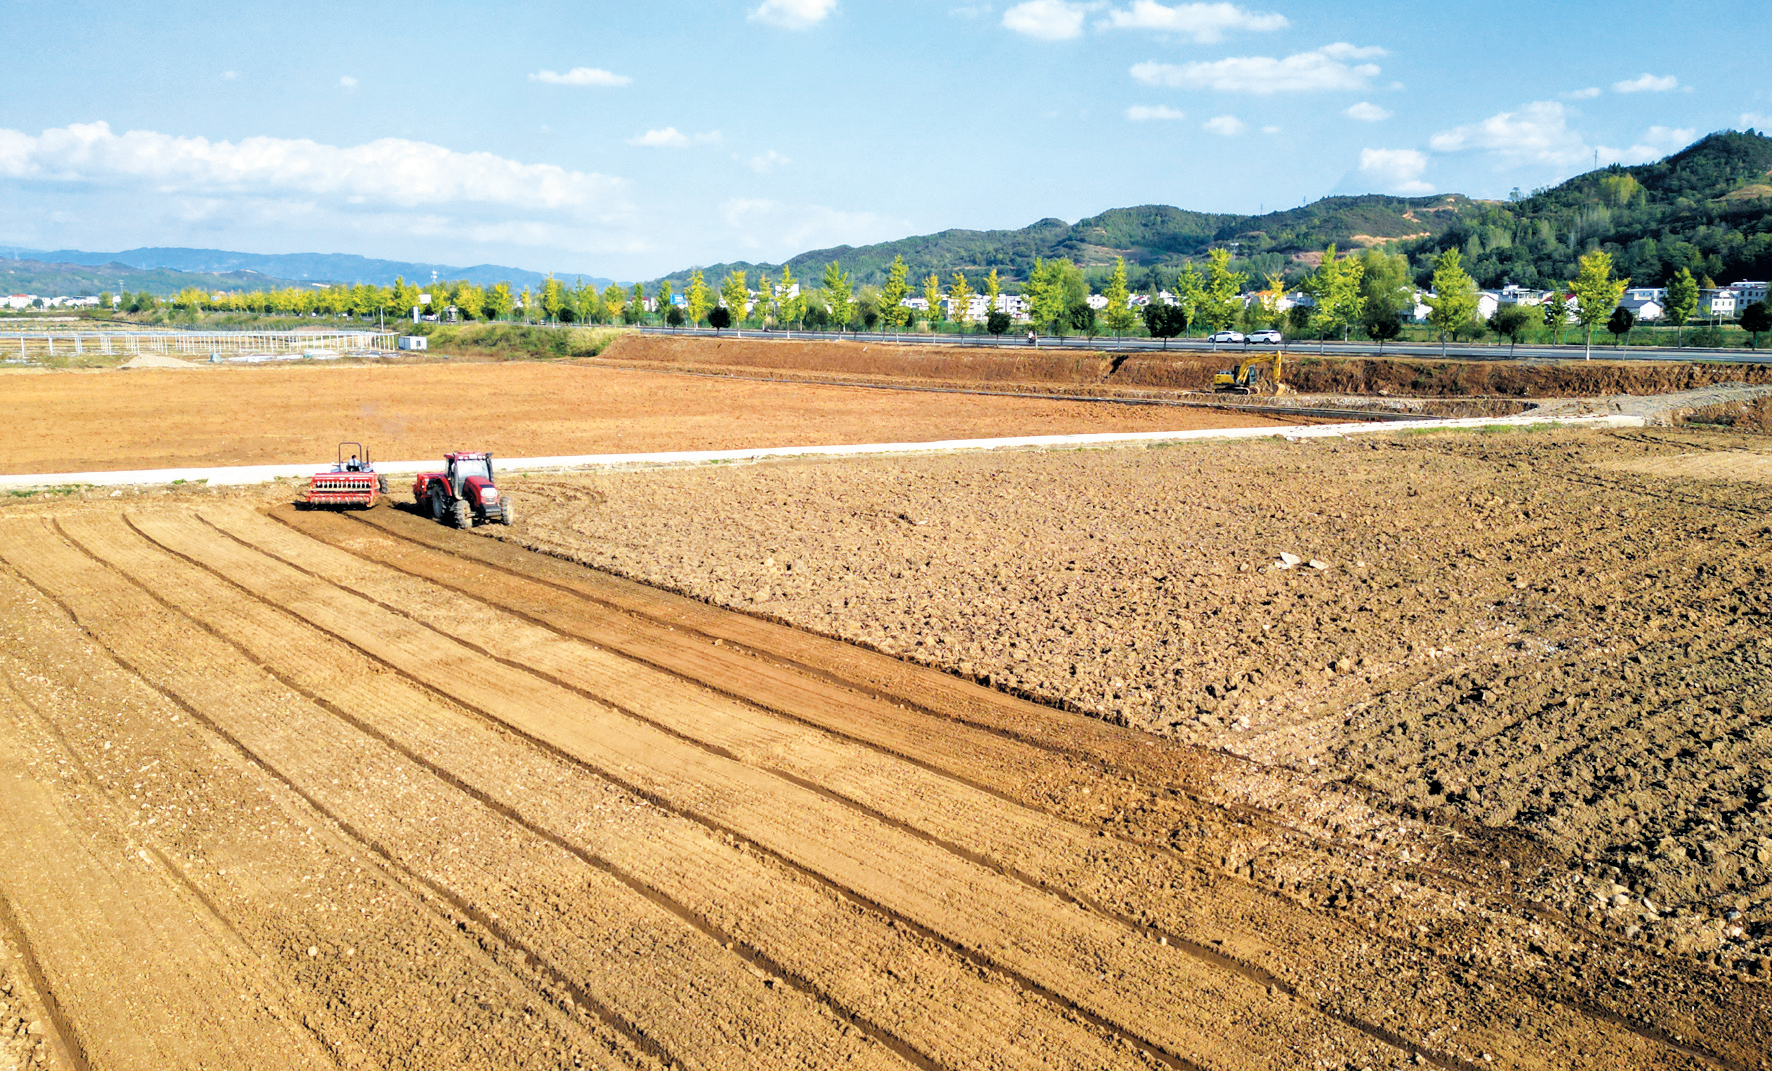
0, 361, 1302, 474
2, 486, 1766, 1070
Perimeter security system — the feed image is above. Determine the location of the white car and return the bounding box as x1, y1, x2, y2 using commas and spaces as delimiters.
1247, 329, 1282, 344
1207, 330, 1245, 344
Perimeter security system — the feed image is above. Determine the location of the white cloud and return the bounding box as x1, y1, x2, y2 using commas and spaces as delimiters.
1430, 102, 1695, 171
720, 198, 897, 255
746, 149, 791, 174
1203, 115, 1247, 136
1359, 147, 1432, 195
529, 67, 632, 88
1126, 104, 1186, 121
1003, 0, 1093, 40
1100, 1, 1286, 42
950, 3, 992, 16
1343, 101, 1391, 122
749, 0, 837, 29
1612, 73, 1679, 94
0, 121, 626, 219
1597, 126, 1695, 164
1428, 100, 1588, 167
1744, 112, 1772, 130
1132, 43, 1385, 94
221, 71, 238, 81
1262, 125, 1280, 134
1564, 87, 1601, 100
625, 127, 722, 149
338, 75, 358, 90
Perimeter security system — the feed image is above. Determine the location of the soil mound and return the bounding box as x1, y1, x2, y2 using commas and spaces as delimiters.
119, 353, 199, 369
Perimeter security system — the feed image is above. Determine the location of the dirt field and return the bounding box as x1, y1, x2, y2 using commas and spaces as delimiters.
1, 497, 1764, 1071
0, 360, 1303, 474
4, 340, 1771, 1069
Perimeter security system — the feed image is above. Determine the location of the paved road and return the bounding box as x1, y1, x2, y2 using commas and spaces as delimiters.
635, 325, 1772, 365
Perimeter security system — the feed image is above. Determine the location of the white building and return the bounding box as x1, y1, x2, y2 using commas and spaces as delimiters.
1477, 291, 1502, 320
1623, 286, 1668, 303
1729, 280, 1768, 308
1498, 285, 1551, 307
1701, 288, 1737, 317
5, 294, 36, 310
1619, 296, 1664, 321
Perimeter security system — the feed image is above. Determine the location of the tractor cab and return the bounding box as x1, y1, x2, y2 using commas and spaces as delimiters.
446, 452, 494, 497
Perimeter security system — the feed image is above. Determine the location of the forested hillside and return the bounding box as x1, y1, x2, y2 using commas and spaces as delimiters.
656, 195, 1481, 291
1401, 131, 1772, 289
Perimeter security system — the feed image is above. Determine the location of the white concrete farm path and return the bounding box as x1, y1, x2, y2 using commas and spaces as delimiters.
0, 413, 1645, 490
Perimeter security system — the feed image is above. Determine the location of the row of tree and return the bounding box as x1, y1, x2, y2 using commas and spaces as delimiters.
103, 245, 1765, 354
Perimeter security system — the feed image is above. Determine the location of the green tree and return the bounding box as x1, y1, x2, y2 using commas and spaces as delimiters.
721, 270, 749, 322
391, 275, 420, 319
948, 270, 974, 330
1488, 303, 1534, 356
1664, 267, 1699, 347
777, 265, 803, 326
1606, 305, 1636, 346
1304, 244, 1366, 346
97, 290, 113, 312
685, 269, 712, 326
601, 282, 626, 322
755, 272, 774, 324
983, 268, 1002, 327
1199, 248, 1246, 333
1100, 257, 1135, 337
1424, 248, 1479, 357
1173, 263, 1205, 338
1142, 302, 1188, 348
922, 272, 943, 326
1024, 258, 1069, 336
656, 279, 674, 319
822, 262, 854, 330
519, 285, 534, 323
707, 305, 732, 331
1567, 249, 1628, 359
488, 282, 515, 321
1356, 247, 1412, 325
1542, 292, 1568, 345
1364, 313, 1402, 349
879, 254, 911, 331
1740, 301, 1772, 347
631, 282, 646, 323
986, 309, 1011, 340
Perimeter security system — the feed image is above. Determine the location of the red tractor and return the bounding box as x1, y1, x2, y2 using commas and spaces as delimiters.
298, 442, 387, 509
412, 451, 513, 528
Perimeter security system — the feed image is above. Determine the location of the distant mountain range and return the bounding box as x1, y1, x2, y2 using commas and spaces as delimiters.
0, 246, 614, 297
8, 131, 1767, 302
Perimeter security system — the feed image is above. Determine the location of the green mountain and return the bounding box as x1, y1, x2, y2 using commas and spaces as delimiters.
0, 259, 309, 301
657, 130, 1772, 295
656, 195, 1483, 293
1401, 130, 1772, 290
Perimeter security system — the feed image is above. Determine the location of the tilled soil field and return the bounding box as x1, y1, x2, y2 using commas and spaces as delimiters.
508, 427, 1772, 979
2, 496, 1767, 1069
0, 360, 1299, 474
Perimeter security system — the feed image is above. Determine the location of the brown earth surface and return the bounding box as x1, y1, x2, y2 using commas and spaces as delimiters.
0, 493, 1766, 1071
595, 332, 1772, 398
505, 427, 1772, 977
0, 359, 1308, 475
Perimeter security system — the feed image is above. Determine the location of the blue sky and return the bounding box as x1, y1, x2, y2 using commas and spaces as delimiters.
1, 0, 1765, 280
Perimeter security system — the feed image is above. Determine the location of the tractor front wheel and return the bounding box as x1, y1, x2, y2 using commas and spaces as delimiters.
453, 498, 473, 530
429, 488, 447, 522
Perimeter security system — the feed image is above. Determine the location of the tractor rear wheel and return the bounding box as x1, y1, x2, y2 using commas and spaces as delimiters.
499, 496, 514, 525
429, 488, 446, 522
453, 498, 473, 529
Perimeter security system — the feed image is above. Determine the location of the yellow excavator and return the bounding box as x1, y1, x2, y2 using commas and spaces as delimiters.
1212, 352, 1287, 395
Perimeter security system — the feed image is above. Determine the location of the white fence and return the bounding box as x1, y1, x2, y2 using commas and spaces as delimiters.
0, 330, 398, 361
